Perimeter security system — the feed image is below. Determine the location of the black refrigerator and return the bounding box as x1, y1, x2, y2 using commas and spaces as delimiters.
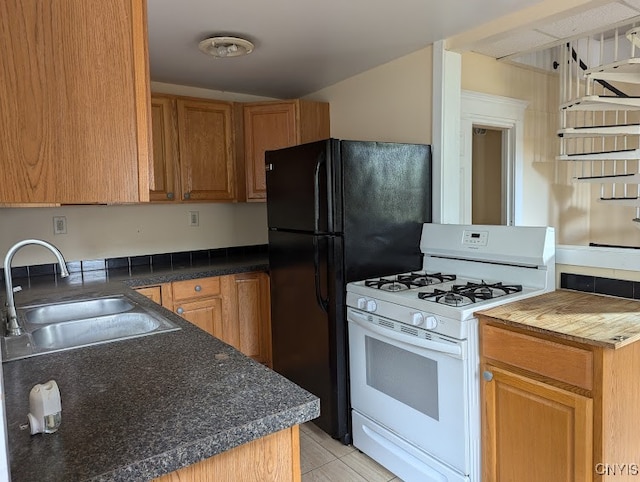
266, 139, 432, 443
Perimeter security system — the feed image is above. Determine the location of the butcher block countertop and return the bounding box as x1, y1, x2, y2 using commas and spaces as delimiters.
476, 289, 640, 350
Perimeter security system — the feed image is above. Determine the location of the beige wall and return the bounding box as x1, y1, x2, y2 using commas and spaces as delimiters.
461, 52, 574, 239
0, 203, 268, 266
310, 47, 432, 144
0, 82, 272, 267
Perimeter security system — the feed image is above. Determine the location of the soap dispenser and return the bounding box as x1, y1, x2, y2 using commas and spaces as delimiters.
27, 380, 62, 435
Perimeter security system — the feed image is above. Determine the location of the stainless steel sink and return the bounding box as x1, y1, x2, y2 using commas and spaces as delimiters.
24, 297, 135, 324
2, 295, 180, 362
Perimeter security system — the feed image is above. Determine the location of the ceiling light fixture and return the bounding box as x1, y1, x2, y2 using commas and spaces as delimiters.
198, 36, 254, 59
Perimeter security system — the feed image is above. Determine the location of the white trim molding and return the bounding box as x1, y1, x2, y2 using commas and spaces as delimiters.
461, 91, 528, 225
557, 244, 640, 271
432, 41, 462, 224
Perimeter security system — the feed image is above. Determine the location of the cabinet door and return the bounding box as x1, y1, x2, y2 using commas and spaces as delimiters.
223, 273, 272, 366
134, 286, 162, 305
177, 99, 236, 201
243, 103, 298, 201
150, 96, 179, 202
482, 364, 593, 482
0, 0, 150, 203
174, 298, 223, 339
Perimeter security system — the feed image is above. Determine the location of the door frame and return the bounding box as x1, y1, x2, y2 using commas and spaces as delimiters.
461, 91, 528, 226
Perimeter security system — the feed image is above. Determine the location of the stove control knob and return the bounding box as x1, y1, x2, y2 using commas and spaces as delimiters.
365, 300, 377, 312
410, 312, 424, 326
357, 297, 367, 310
425, 316, 438, 329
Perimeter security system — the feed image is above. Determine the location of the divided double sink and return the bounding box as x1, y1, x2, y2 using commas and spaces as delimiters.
2, 294, 180, 362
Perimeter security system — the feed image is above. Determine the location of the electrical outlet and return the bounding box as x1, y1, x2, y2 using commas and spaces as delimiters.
189, 211, 199, 227
53, 216, 67, 235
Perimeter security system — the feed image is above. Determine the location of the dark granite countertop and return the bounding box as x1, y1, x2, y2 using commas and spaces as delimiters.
9, 252, 270, 295
2, 256, 320, 481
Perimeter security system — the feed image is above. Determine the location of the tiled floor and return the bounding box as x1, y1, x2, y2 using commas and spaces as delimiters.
300, 422, 403, 481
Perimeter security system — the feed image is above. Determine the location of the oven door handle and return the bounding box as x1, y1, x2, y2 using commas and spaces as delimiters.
348, 309, 463, 358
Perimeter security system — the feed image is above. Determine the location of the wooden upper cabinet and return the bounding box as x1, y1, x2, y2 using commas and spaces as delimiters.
240, 100, 330, 201
149, 96, 179, 202
177, 99, 236, 201
149, 95, 237, 202
0, 0, 151, 204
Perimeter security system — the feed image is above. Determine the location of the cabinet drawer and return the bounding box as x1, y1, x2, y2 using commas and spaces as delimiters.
172, 277, 221, 301
481, 323, 593, 390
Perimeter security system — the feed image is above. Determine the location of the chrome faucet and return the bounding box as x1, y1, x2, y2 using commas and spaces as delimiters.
4, 240, 70, 336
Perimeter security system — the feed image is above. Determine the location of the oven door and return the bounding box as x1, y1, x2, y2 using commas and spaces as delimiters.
348, 307, 470, 475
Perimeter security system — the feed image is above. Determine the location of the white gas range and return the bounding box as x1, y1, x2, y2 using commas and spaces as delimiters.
346, 224, 555, 482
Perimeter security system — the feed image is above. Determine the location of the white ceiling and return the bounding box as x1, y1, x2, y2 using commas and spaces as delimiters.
147, 0, 546, 98
472, 0, 640, 60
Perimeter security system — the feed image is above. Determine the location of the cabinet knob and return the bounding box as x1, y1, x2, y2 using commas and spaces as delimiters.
167, 192, 174, 200
194, 285, 201, 292
176, 307, 184, 315
183, 192, 191, 200
483, 371, 494, 382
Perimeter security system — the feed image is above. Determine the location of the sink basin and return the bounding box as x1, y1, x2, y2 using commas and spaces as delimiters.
24, 297, 135, 324
31, 313, 170, 350
2, 294, 180, 361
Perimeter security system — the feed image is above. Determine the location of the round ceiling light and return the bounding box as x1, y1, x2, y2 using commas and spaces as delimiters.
198, 36, 254, 58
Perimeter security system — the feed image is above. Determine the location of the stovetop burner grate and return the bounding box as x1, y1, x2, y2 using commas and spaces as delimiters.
364, 272, 457, 291
418, 281, 523, 306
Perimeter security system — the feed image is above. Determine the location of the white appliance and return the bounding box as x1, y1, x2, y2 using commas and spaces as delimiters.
346, 223, 555, 482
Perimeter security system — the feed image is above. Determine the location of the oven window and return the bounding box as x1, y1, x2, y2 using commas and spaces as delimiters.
365, 336, 439, 420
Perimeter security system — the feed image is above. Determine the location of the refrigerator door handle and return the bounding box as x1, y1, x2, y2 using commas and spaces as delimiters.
313, 155, 325, 233
313, 236, 329, 313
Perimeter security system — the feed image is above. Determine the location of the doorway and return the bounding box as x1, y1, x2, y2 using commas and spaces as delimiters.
461, 90, 528, 226
471, 127, 504, 225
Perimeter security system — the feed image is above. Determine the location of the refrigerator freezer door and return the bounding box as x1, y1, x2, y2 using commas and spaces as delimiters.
268, 230, 349, 441
340, 141, 432, 282
265, 140, 337, 233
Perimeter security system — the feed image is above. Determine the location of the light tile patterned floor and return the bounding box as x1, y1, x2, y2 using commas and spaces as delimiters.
300, 422, 404, 482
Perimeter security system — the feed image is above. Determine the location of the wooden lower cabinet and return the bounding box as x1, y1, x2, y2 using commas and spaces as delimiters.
160, 272, 272, 366
222, 272, 272, 366
134, 285, 163, 305
154, 425, 301, 482
482, 364, 592, 482
176, 297, 224, 339
480, 317, 640, 482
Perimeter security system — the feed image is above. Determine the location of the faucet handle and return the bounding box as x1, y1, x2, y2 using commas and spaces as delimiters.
12, 286, 22, 293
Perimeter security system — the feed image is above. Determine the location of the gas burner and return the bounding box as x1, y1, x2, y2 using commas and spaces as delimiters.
397, 272, 456, 286
364, 272, 457, 291
418, 288, 474, 306
365, 278, 413, 292
443, 292, 469, 306
454, 282, 523, 297
418, 281, 523, 306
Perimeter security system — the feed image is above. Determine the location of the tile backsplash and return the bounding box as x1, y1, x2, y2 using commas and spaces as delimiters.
561, 273, 640, 300
1, 245, 268, 282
